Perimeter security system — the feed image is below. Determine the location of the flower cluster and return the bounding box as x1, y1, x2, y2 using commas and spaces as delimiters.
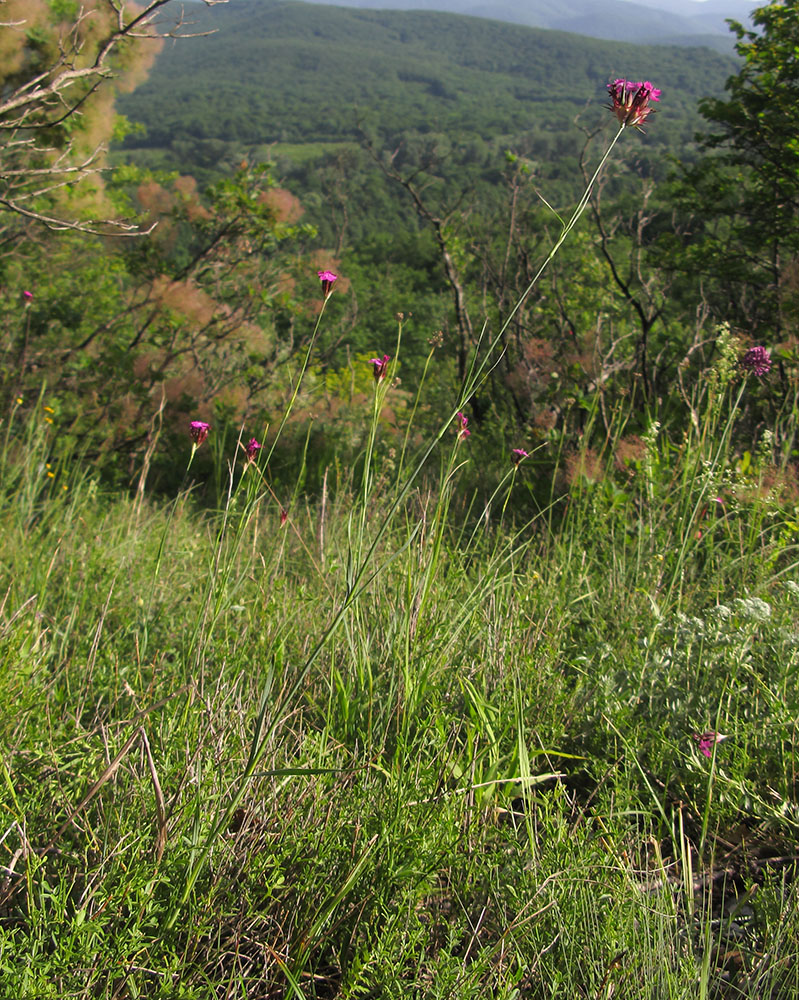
741, 345, 771, 377
456, 411, 470, 441
607, 79, 661, 128
245, 437, 261, 462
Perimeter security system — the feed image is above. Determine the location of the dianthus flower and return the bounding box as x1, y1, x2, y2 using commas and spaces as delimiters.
741, 345, 771, 377
693, 730, 728, 758
456, 411, 470, 441
369, 354, 390, 382
245, 437, 261, 462
318, 270, 338, 300
607, 79, 661, 129
190, 420, 210, 446
511, 448, 529, 466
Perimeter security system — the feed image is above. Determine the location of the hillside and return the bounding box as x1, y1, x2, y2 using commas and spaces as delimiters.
120, 0, 738, 168
172, 0, 763, 48
302, 0, 760, 47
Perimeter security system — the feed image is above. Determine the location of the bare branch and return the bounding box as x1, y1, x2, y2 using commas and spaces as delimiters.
0, 197, 157, 236
0, 0, 227, 236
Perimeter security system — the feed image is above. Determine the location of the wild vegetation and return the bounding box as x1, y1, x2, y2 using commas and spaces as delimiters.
3, 0, 799, 997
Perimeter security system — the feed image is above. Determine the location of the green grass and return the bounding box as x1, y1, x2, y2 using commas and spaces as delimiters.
3, 335, 799, 997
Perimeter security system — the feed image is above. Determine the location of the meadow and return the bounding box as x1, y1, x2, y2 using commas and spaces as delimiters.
4, 1, 799, 995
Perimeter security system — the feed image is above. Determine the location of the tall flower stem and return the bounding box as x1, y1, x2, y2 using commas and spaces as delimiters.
263, 296, 330, 469
163, 120, 634, 931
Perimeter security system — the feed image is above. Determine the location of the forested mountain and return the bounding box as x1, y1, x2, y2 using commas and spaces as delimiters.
300, 0, 761, 47
175, 0, 763, 48
121, 0, 737, 161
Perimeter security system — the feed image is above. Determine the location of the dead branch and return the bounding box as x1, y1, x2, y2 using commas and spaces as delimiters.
0, 0, 227, 236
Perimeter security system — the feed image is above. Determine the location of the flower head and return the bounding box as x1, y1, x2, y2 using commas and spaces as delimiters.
693, 730, 728, 758
511, 447, 529, 466
318, 270, 338, 300
245, 437, 261, 462
22, 289, 33, 303
456, 411, 471, 441
369, 354, 390, 382
607, 79, 661, 129
189, 420, 210, 446
741, 345, 771, 377
280, 508, 288, 527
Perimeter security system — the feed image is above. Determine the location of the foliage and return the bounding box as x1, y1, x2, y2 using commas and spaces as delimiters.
6, 5, 799, 993
0, 162, 319, 488
0, 0, 175, 238
666, 0, 799, 342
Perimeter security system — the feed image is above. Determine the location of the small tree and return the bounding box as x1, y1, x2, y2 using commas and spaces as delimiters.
673, 0, 799, 340
0, 0, 221, 239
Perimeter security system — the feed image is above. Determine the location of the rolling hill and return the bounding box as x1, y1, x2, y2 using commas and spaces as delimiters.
121, 0, 738, 160
301, 0, 761, 47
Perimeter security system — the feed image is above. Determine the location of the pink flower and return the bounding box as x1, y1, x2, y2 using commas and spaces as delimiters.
369, 354, 390, 382
741, 345, 771, 377
22, 289, 33, 303
280, 508, 288, 527
245, 437, 261, 462
607, 79, 661, 128
318, 270, 338, 299
190, 420, 210, 446
511, 448, 529, 466
693, 731, 728, 757
456, 411, 470, 441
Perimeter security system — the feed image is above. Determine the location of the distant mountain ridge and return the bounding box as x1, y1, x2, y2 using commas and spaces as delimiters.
295, 0, 762, 48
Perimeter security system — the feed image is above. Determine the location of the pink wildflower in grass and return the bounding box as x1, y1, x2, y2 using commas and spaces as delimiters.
190, 420, 210, 446
317, 270, 338, 299
22, 290, 33, 303
693, 731, 728, 758
245, 437, 261, 462
741, 345, 772, 377
456, 411, 470, 441
369, 354, 390, 382
607, 79, 661, 129
511, 448, 529, 466
280, 508, 288, 527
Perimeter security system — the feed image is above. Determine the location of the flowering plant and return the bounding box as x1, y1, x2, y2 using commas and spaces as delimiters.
607, 79, 661, 128
369, 354, 390, 382
190, 420, 210, 446
318, 270, 338, 299
741, 345, 771, 377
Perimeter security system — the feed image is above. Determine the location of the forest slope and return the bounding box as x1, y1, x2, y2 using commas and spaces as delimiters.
120, 0, 738, 168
